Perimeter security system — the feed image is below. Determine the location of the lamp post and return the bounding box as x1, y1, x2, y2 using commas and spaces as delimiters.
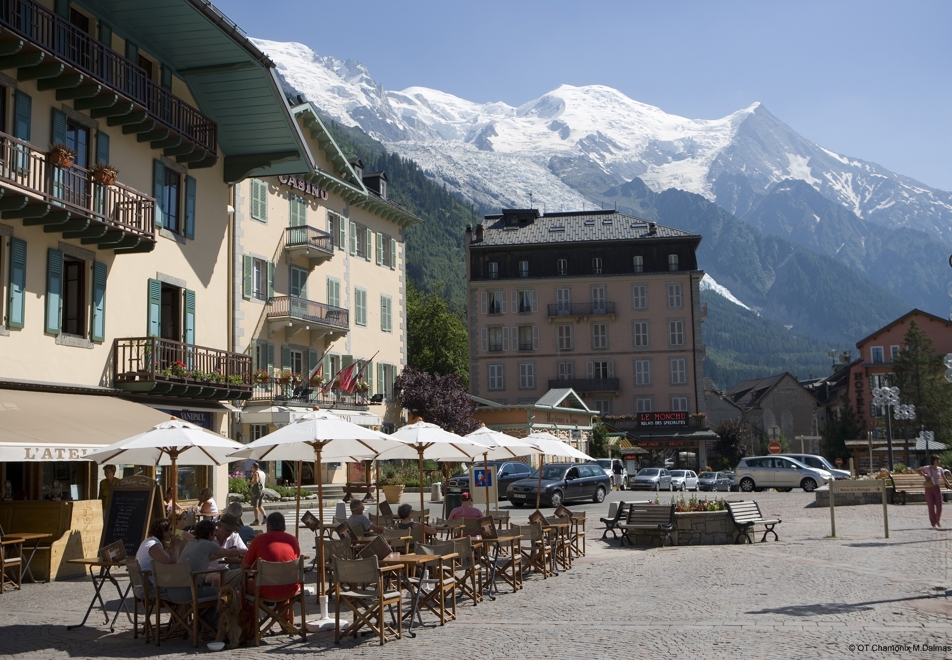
918, 428, 935, 466
893, 403, 915, 467
871, 386, 899, 470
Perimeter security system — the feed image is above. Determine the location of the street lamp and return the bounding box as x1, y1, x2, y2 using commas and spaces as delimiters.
893, 403, 915, 467
871, 386, 899, 470
918, 429, 936, 466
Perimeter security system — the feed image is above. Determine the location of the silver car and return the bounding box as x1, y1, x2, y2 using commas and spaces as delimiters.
669, 470, 698, 491
628, 468, 672, 491
780, 454, 850, 480
734, 456, 831, 493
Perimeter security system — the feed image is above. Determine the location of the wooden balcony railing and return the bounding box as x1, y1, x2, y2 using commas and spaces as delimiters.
0, 0, 216, 154
547, 302, 617, 317
266, 296, 349, 331
285, 225, 334, 254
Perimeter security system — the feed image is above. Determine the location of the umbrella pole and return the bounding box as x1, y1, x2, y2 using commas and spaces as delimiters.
171, 454, 178, 523
418, 449, 425, 517
536, 454, 544, 510
315, 444, 326, 599
374, 458, 380, 525
484, 453, 491, 514
294, 460, 303, 541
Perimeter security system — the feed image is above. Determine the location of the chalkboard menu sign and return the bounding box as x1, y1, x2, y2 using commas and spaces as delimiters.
100, 476, 161, 557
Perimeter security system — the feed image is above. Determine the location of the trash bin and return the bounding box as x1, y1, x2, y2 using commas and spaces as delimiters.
444, 492, 462, 519
430, 482, 443, 502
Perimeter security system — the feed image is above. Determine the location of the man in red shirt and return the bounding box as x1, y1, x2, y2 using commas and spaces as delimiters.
242, 512, 300, 601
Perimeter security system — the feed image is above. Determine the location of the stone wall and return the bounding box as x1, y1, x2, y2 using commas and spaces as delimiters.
624, 510, 734, 546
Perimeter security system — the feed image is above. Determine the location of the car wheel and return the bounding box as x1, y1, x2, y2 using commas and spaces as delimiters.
668, 482, 673, 491
549, 491, 563, 508
680, 482, 686, 491
740, 478, 755, 492
510, 501, 524, 508
593, 486, 606, 504
777, 487, 792, 492
801, 478, 817, 493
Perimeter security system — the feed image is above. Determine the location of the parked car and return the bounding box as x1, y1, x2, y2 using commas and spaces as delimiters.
734, 456, 832, 493
507, 463, 609, 508
722, 470, 739, 491
627, 468, 672, 491
669, 470, 699, 491
780, 454, 850, 480
594, 458, 627, 489
697, 471, 731, 492
447, 461, 534, 500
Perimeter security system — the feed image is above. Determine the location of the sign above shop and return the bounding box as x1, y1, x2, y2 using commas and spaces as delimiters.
159, 409, 211, 429
278, 174, 328, 200
637, 411, 688, 427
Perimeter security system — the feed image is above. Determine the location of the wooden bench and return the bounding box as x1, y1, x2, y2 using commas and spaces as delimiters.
618, 505, 675, 547
890, 473, 952, 505
727, 501, 781, 544
599, 502, 630, 541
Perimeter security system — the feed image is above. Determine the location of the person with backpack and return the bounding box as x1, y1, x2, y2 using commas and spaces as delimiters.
249, 462, 267, 525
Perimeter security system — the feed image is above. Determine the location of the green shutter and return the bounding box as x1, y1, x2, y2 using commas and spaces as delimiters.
54, 0, 69, 17
96, 130, 109, 166
251, 179, 267, 222
376, 233, 383, 265
364, 229, 371, 261
266, 342, 275, 377
147, 278, 161, 336
342, 355, 354, 370
349, 221, 356, 256
183, 289, 195, 344
90, 261, 106, 342
51, 108, 67, 145
290, 196, 306, 227
337, 215, 346, 250
390, 239, 396, 270
308, 349, 318, 377
377, 363, 384, 397
281, 345, 291, 372
323, 353, 331, 384
8, 238, 26, 328
184, 175, 196, 239
152, 159, 165, 228
267, 261, 274, 299
242, 255, 252, 299
14, 91, 31, 141
98, 22, 112, 46
45, 249, 63, 335
366, 360, 373, 393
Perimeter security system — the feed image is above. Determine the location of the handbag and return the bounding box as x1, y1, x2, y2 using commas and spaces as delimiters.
924, 477, 935, 488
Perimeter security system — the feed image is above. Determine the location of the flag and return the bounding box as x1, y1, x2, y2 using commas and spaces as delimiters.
337, 362, 359, 393
308, 359, 323, 383
345, 351, 379, 394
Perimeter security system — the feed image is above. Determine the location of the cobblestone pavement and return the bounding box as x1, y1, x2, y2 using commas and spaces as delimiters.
3, 492, 952, 659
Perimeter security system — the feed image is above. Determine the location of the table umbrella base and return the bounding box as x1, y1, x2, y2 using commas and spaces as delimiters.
307, 595, 344, 631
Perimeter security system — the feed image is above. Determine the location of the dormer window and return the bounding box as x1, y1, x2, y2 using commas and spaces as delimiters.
633, 255, 643, 273
557, 259, 568, 276
378, 179, 386, 200
488, 262, 499, 279
668, 254, 679, 272
592, 258, 603, 275
519, 260, 529, 278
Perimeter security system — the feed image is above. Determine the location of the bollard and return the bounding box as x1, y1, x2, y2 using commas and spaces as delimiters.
431, 482, 443, 502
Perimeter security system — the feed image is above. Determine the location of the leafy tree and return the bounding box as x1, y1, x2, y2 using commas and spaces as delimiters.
588, 418, 610, 458
890, 320, 952, 445
820, 393, 864, 463
395, 367, 479, 436
406, 281, 469, 386
714, 418, 750, 470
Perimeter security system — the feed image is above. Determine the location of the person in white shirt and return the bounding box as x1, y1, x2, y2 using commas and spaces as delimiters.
249, 463, 267, 525
917, 455, 951, 529
210, 512, 247, 588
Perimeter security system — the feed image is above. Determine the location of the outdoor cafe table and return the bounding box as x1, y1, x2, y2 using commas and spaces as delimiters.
471, 534, 522, 599
11, 531, 51, 583
379, 552, 442, 637
65, 558, 132, 632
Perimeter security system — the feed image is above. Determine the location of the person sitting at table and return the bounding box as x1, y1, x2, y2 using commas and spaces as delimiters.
210, 513, 247, 589
347, 500, 383, 536
173, 520, 241, 603
165, 487, 184, 516
242, 512, 301, 603
197, 487, 219, 518
396, 503, 437, 537
224, 501, 257, 545
448, 492, 484, 523
136, 518, 185, 575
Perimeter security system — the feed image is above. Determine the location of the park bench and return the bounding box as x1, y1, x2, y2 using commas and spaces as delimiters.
618, 505, 675, 547
727, 501, 781, 544
890, 473, 952, 505
599, 502, 630, 541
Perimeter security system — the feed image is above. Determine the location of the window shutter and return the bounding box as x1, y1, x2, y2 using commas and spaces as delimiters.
531, 290, 538, 313
533, 325, 540, 350
480, 292, 488, 315
267, 342, 275, 382
44, 249, 63, 335
91, 261, 107, 342
8, 238, 26, 328
183, 289, 195, 344
14, 91, 31, 141
608, 360, 615, 378
480, 328, 488, 352
389, 239, 396, 270
96, 130, 109, 166
51, 108, 67, 145
125, 40, 138, 63
587, 361, 594, 378
152, 159, 165, 228
366, 360, 373, 392
337, 215, 346, 249
161, 64, 173, 90
499, 293, 507, 314
54, 0, 68, 17
242, 255, 252, 299
377, 363, 384, 396
375, 233, 383, 265
364, 229, 371, 261
280, 345, 291, 372
349, 222, 356, 256
323, 353, 331, 383
308, 349, 318, 377
184, 175, 196, 239
289, 196, 304, 227
98, 22, 112, 46
510, 291, 517, 312
267, 261, 274, 299
342, 354, 354, 371
147, 279, 161, 336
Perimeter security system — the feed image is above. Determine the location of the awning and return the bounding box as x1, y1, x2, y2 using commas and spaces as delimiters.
0, 390, 171, 461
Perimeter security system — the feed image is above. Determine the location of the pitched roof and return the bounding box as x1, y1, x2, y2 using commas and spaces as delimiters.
474, 210, 699, 247
535, 389, 590, 411
726, 373, 792, 409
855, 308, 952, 347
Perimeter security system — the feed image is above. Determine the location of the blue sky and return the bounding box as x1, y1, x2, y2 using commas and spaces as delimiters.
216, 0, 952, 191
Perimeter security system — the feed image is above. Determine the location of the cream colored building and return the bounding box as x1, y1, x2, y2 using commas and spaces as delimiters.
234, 103, 417, 487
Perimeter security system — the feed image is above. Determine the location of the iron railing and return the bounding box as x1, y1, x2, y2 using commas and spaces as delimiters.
548, 377, 620, 392
285, 225, 334, 254
266, 296, 349, 330
547, 302, 616, 317
0, 0, 216, 153
113, 336, 252, 386
249, 382, 370, 410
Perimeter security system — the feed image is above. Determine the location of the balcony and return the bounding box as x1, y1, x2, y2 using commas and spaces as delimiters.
266, 296, 349, 341
0, 132, 154, 252
487, 342, 503, 352
284, 225, 334, 266
248, 381, 369, 411
548, 377, 620, 393
112, 337, 252, 400
547, 302, 616, 319
0, 0, 217, 164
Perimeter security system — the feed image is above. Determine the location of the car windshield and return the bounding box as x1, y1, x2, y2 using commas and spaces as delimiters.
670, 471, 686, 477
698, 472, 715, 479
595, 459, 613, 469
540, 466, 568, 480
637, 469, 661, 476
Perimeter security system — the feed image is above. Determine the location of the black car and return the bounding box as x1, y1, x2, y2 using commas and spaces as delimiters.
446, 461, 534, 500
507, 463, 610, 508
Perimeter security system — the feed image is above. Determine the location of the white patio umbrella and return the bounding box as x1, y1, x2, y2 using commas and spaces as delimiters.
83, 418, 245, 519
524, 431, 595, 509
464, 426, 543, 511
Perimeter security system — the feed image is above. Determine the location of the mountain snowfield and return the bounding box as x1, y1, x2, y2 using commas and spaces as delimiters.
700, 275, 753, 312
255, 38, 952, 243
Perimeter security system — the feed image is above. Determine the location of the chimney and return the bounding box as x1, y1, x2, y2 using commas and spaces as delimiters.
475, 224, 484, 242
465, 224, 472, 243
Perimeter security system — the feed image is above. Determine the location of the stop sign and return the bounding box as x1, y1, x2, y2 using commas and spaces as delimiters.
768, 441, 782, 454
835, 458, 843, 467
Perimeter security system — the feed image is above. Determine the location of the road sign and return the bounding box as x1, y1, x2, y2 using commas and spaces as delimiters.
768, 441, 781, 454
829, 479, 888, 539
835, 458, 843, 467
473, 468, 493, 488
469, 465, 498, 508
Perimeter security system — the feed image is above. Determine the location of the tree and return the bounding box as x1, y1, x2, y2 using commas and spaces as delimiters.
890, 320, 952, 445
394, 367, 479, 436
820, 393, 864, 464
714, 418, 750, 470
588, 418, 610, 458
406, 281, 470, 386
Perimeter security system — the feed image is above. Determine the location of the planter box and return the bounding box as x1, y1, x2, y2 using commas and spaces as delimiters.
623, 510, 733, 547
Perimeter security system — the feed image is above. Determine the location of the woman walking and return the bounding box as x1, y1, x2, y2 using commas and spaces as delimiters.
249, 462, 267, 526
917, 455, 951, 528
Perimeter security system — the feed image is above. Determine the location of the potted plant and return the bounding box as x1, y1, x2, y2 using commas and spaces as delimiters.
378, 468, 405, 505
226, 374, 244, 386
308, 374, 324, 387
188, 368, 207, 382
290, 373, 303, 385
276, 370, 292, 385
165, 360, 187, 380
49, 143, 77, 168
354, 380, 369, 394
91, 162, 119, 185
253, 369, 271, 384
207, 371, 225, 384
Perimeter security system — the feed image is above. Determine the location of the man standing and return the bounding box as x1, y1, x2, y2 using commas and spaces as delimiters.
242, 512, 301, 601
347, 500, 383, 535
98, 464, 117, 515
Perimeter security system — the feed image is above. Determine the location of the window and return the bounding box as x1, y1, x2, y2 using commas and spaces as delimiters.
670, 358, 687, 385
556, 287, 571, 314
488, 364, 505, 391
633, 320, 650, 348
556, 324, 573, 351
591, 323, 608, 349
634, 359, 651, 386
252, 258, 267, 301
288, 349, 304, 377
161, 166, 180, 233
667, 283, 683, 309
592, 257, 602, 274
668, 319, 685, 347
890, 345, 900, 360
355, 287, 367, 326
871, 346, 884, 364
519, 363, 535, 389
61, 256, 85, 336
633, 255, 643, 273
328, 212, 346, 251
488, 261, 499, 279
668, 254, 679, 271
671, 396, 688, 412
289, 194, 307, 227
635, 397, 653, 413
378, 234, 396, 269
518, 260, 529, 278
250, 424, 268, 441
591, 360, 612, 380
488, 327, 503, 352
487, 290, 504, 315
250, 179, 268, 222
516, 289, 535, 313
518, 325, 535, 351
593, 399, 612, 415
326, 277, 341, 308
557, 258, 568, 275
289, 266, 308, 299
378, 363, 397, 399
557, 361, 574, 380
632, 284, 647, 310
380, 295, 392, 332
354, 225, 371, 260
591, 285, 606, 313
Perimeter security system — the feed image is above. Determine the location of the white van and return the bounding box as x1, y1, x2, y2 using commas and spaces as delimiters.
780, 454, 850, 480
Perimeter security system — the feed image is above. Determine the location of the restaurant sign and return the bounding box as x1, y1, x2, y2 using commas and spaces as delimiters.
159, 409, 212, 429
637, 411, 688, 427
278, 174, 328, 200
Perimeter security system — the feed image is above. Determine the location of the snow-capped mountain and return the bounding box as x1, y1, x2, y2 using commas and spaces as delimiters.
257, 38, 952, 243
